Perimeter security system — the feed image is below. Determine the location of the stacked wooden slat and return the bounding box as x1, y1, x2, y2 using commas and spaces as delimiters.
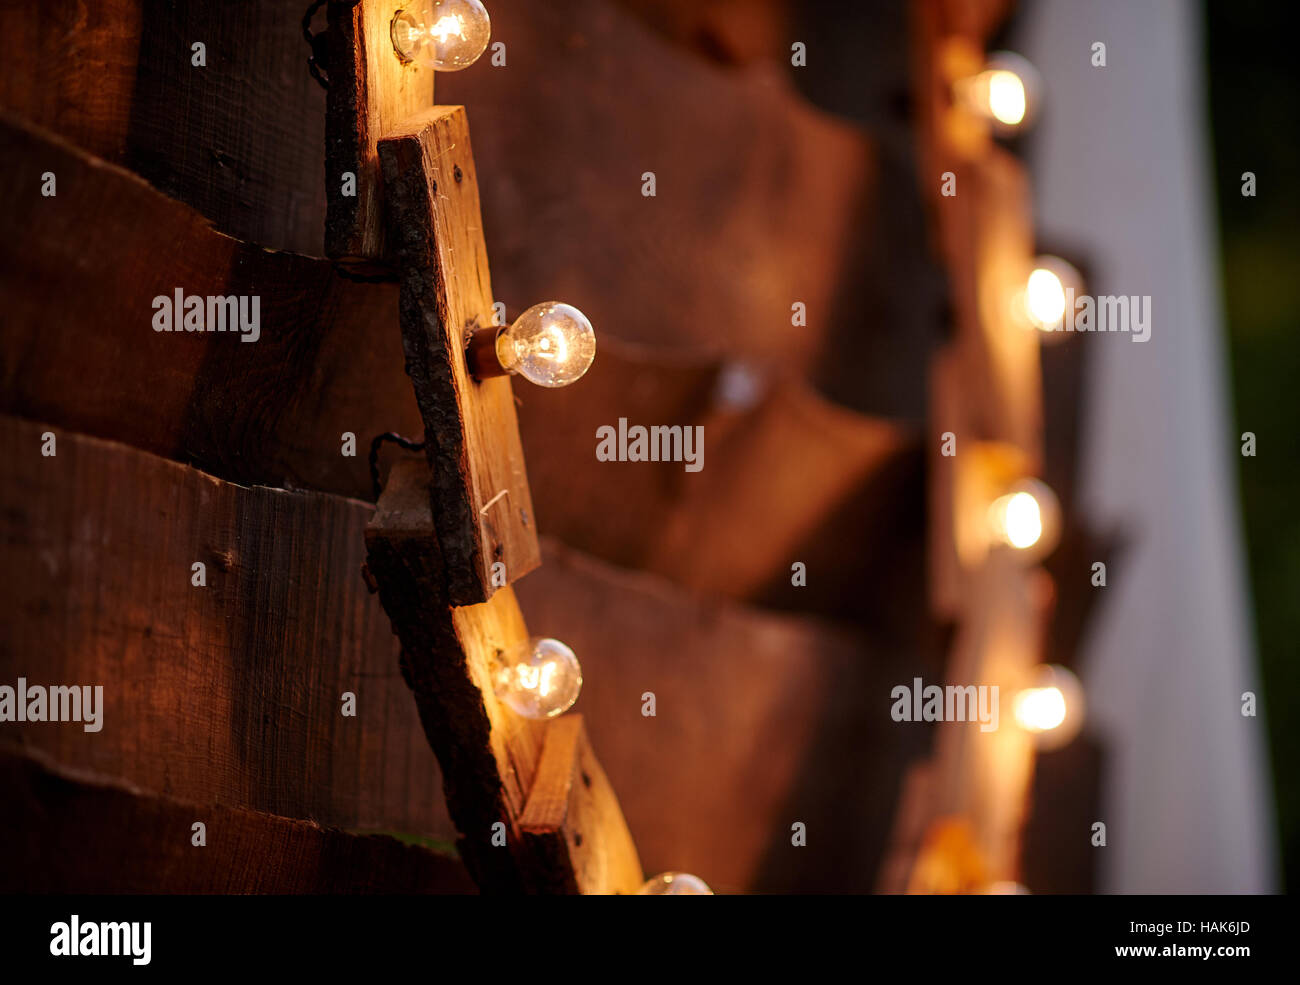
0, 0, 1020, 892
876, 0, 1103, 893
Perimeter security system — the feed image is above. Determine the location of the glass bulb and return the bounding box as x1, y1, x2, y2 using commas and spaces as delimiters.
987, 477, 1060, 559
1013, 686, 1066, 731
391, 1, 491, 71
1013, 665, 1084, 750
984, 69, 1026, 126
496, 302, 596, 388
637, 872, 713, 895
956, 52, 1040, 132
493, 637, 582, 719
1025, 268, 1066, 330
1020, 255, 1083, 336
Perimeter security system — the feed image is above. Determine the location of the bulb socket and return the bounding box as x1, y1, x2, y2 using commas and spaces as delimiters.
466, 326, 509, 381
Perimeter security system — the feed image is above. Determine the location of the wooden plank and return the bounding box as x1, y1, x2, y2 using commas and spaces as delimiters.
928, 551, 1051, 881
378, 106, 540, 604
512, 342, 925, 630
364, 457, 541, 891
365, 459, 641, 893
0, 0, 329, 254
0, 747, 475, 894
0, 111, 420, 501
518, 715, 644, 894
0, 416, 455, 844
326, 0, 435, 264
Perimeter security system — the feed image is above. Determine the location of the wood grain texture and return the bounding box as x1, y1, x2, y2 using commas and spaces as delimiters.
0, 112, 420, 501
365, 459, 640, 893
0, 416, 455, 844
0, 0, 330, 255
518, 715, 643, 895
326, 0, 434, 263
379, 107, 540, 604
0, 747, 475, 894
364, 457, 538, 891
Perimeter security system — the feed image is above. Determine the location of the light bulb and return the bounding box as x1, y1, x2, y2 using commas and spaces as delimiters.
1013, 686, 1066, 731
987, 478, 1060, 560
493, 637, 582, 719
468, 301, 596, 387
1012, 665, 1084, 749
1019, 255, 1083, 336
391, 1, 491, 71
955, 52, 1040, 132
637, 872, 713, 895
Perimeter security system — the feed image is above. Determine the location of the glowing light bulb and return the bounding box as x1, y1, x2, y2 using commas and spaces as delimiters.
985, 70, 1026, 126
987, 478, 1060, 559
1019, 256, 1084, 336
391, 1, 491, 71
637, 872, 713, 895
1012, 665, 1084, 749
1025, 268, 1065, 330
955, 52, 1040, 132
493, 637, 582, 719
492, 302, 596, 388
1013, 686, 1066, 731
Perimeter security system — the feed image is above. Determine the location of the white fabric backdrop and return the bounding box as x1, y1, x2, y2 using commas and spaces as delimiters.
1015, 0, 1278, 892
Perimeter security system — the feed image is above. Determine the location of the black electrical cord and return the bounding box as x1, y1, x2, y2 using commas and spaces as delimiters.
302, 0, 332, 90
369, 432, 427, 500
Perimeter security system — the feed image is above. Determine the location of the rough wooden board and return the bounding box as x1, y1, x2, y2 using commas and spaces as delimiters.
644, 381, 911, 599
0, 747, 475, 894
0, 416, 454, 844
365, 460, 641, 893
326, 0, 434, 263
0, 112, 420, 501
0, 0, 329, 255
379, 106, 540, 604
364, 458, 539, 891
518, 715, 644, 895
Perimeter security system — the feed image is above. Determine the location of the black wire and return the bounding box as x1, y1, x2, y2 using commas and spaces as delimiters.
369, 432, 427, 500
302, 0, 331, 90
334, 263, 399, 284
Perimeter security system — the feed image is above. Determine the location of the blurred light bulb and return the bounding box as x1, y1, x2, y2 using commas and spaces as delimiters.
637, 872, 713, 895
1019, 255, 1084, 336
985, 70, 1026, 125
391, 0, 491, 71
494, 302, 596, 387
493, 637, 582, 719
1013, 686, 1066, 731
987, 478, 1060, 559
1025, 268, 1066, 329
955, 52, 1040, 132
1013, 665, 1084, 749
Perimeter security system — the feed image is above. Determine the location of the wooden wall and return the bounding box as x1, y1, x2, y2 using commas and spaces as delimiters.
0, 0, 983, 893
